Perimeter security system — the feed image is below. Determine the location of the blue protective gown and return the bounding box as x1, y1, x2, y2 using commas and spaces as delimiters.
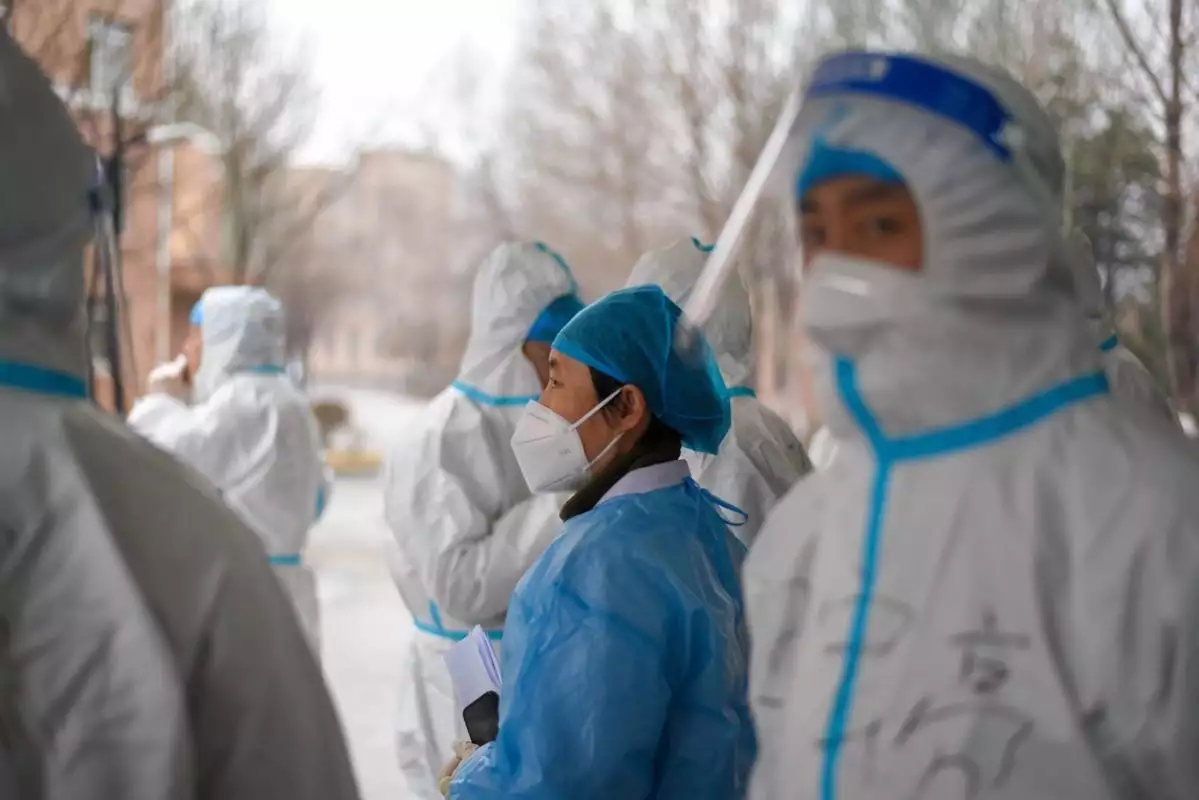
451, 461, 755, 799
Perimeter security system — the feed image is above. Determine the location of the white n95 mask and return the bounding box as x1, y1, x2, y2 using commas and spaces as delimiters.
801, 252, 937, 358
511, 389, 623, 494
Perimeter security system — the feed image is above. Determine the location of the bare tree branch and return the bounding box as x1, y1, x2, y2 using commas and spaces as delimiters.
1102, 0, 1170, 106
169, 0, 324, 285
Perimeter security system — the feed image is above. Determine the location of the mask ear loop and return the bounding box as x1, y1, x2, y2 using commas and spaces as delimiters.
569, 387, 625, 432
583, 431, 624, 472
570, 387, 627, 472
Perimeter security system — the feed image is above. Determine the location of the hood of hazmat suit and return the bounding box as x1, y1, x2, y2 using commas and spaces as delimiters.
627, 238, 811, 543
0, 31, 358, 800
1066, 229, 1176, 425
713, 50, 1199, 800
383, 241, 581, 798
129, 285, 328, 652
452, 290, 753, 800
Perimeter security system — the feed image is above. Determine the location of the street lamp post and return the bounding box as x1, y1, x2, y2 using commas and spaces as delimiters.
145, 123, 221, 364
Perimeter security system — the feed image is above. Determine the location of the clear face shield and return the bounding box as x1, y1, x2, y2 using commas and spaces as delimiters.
683, 52, 1051, 439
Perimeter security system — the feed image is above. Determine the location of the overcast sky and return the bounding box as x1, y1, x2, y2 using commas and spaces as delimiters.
265, 0, 522, 164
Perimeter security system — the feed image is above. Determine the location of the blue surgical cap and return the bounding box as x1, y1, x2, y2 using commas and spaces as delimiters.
795, 138, 904, 200
189, 299, 203, 326
552, 285, 730, 455
527, 293, 585, 345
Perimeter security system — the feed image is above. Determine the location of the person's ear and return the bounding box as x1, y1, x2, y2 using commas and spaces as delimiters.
612, 385, 649, 434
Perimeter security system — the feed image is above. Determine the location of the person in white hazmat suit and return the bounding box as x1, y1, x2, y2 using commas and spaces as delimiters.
384, 241, 583, 799
1066, 229, 1176, 423
625, 237, 810, 542
129, 285, 329, 653
0, 30, 359, 800
802, 228, 1179, 474
684, 49, 1199, 800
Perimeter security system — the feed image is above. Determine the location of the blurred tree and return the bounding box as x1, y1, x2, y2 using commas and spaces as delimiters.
167, 0, 362, 375
894, 0, 972, 52
492, 0, 816, 295
1099, 0, 1197, 410
1068, 108, 1162, 311
170, 0, 357, 287
270, 251, 350, 364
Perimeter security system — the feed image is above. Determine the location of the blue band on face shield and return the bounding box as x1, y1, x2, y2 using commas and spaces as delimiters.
189, 301, 203, 326
805, 51, 1014, 163
527, 293, 586, 345
691, 237, 715, 253
795, 139, 905, 200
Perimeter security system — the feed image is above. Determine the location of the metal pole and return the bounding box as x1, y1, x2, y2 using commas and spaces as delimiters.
1062, 138, 1075, 235
104, 80, 126, 413
155, 144, 175, 362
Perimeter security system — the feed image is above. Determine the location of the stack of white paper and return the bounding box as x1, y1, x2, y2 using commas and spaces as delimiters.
443, 626, 502, 711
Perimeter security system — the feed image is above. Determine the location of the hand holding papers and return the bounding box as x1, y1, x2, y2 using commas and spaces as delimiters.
443, 626, 502, 746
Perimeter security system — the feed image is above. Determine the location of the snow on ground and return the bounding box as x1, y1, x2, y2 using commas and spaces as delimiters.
307, 388, 427, 799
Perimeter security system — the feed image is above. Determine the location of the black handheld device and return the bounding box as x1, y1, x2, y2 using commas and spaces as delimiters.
462, 690, 500, 746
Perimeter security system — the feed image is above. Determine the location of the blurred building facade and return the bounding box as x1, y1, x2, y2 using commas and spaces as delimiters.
7, 0, 227, 409
305, 149, 471, 394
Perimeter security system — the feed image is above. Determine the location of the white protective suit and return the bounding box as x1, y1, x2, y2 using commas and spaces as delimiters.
741, 52, 1199, 800
383, 242, 575, 799
626, 238, 811, 542
1066, 230, 1176, 423
0, 30, 358, 800
129, 286, 328, 652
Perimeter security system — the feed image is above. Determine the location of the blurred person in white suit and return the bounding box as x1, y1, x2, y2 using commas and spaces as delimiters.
384, 241, 584, 799
130, 285, 330, 653
0, 29, 358, 800
689, 48, 1199, 799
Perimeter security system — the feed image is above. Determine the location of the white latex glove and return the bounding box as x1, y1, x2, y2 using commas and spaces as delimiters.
147, 355, 190, 399
437, 741, 480, 797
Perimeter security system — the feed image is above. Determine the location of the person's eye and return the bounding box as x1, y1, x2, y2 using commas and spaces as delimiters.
800, 220, 826, 249
863, 216, 903, 236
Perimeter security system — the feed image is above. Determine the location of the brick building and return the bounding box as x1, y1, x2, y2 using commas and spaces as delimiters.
6, 0, 226, 409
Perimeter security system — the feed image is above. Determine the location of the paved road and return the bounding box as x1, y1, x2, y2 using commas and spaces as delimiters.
307, 389, 426, 799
